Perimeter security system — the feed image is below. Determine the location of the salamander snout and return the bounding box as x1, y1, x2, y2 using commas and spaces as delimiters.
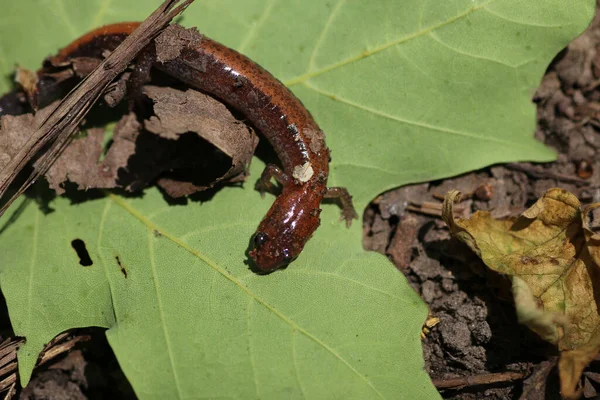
249, 186, 322, 272
249, 231, 298, 272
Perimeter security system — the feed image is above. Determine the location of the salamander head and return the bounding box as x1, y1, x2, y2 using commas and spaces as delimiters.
249, 230, 303, 272
249, 189, 322, 272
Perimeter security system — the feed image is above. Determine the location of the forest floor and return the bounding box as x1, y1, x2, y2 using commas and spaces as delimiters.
3, 5, 600, 400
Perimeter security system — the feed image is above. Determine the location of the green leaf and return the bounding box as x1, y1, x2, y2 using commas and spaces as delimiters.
0, 161, 433, 399
0, 0, 594, 398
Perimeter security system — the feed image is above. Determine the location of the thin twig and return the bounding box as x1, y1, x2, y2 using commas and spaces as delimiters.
505, 163, 591, 186
406, 201, 470, 218
0, 363, 16, 383
3, 381, 15, 400
0, 332, 92, 394
0, 0, 195, 215
39, 334, 91, 365
0, 375, 15, 398
432, 371, 530, 390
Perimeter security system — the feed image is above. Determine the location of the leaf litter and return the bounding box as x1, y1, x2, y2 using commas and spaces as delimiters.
42, 85, 257, 197
0, 0, 597, 398
0, 0, 196, 215
0, 26, 257, 201
443, 188, 600, 398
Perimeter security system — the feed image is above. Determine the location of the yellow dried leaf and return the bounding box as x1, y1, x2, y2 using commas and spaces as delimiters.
442, 188, 600, 399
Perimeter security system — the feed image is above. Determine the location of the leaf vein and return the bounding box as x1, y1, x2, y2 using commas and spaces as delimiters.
147, 230, 183, 399
332, 161, 404, 178
428, 31, 516, 67
482, 7, 571, 28
291, 330, 307, 399
180, 221, 255, 241
96, 200, 117, 324
237, 0, 278, 53
418, 0, 428, 30
287, 270, 413, 304
307, 0, 345, 71
109, 195, 386, 399
285, 0, 498, 86
302, 82, 533, 149
90, 0, 113, 29
53, 0, 77, 36
246, 299, 259, 398
25, 207, 39, 336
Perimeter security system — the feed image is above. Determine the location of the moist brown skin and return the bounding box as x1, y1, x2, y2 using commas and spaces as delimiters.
49, 23, 140, 63
2, 22, 358, 271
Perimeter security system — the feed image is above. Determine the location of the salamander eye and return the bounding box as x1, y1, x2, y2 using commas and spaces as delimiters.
254, 232, 268, 247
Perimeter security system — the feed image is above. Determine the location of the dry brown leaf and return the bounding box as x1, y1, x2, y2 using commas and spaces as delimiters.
0, 105, 57, 171
44, 113, 142, 193
442, 188, 600, 400
519, 358, 558, 400
144, 87, 256, 169
45, 127, 107, 193
143, 85, 258, 196
0, 0, 195, 217
41, 85, 258, 197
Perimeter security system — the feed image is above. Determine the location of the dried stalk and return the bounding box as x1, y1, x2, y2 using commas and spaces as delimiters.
432, 371, 530, 390
0, 332, 92, 397
0, 0, 195, 215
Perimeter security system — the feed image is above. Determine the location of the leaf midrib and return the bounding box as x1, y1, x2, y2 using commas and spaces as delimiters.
108, 194, 386, 399
284, 0, 498, 87
302, 82, 535, 149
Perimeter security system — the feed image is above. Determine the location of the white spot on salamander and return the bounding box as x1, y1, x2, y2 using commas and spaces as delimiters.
293, 162, 314, 183
224, 66, 241, 77
288, 123, 300, 141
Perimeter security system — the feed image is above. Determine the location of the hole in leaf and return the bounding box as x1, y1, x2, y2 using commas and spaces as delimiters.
115, 255, 127, 278
71, 239, 93, 266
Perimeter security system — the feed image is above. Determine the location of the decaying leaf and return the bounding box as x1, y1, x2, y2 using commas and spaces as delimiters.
442, 188, 600, 399
32, 85, 258, 196
44, 114, 141, 193
144, 85, 258, 196
0, 106, 57, 170
0, 0, 195, 216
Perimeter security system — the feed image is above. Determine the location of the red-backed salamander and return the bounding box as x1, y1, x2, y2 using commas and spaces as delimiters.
0, 22, 358, 272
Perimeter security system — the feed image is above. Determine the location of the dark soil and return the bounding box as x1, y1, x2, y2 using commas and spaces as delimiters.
19, 331, 137, 400
2, 5, 600, 400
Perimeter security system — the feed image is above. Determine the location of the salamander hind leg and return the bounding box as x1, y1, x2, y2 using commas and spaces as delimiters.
324, 187, 359, 227
256, 164, 292, 198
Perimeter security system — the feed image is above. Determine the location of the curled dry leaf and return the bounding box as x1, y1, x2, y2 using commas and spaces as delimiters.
39, 85, 258, 196
144, 85, 258, 196
0, 84, 257, 201
442, 188, 600, 400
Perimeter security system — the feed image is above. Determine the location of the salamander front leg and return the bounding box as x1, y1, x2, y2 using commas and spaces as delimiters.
324, 187, 359, 227
256, 164, 292, 198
